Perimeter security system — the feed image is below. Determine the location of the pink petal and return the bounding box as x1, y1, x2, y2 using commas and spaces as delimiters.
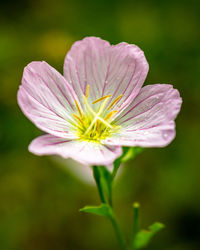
103, 84, 182, 147
29, 134, 122, 166
17, 61, 79, 139
64, 37, 149, 110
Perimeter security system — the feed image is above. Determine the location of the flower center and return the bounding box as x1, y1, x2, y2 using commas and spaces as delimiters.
72, 85, 122, 143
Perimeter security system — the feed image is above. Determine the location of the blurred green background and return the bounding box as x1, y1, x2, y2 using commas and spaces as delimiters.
0, 0, 200, 249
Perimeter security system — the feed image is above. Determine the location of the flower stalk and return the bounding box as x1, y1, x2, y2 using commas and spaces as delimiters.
92, 166, 126, 250
109, 213, 127, 250
92, 166, 107, 203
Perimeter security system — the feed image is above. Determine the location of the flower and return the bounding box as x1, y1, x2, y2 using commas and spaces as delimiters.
17, 37, 182, 166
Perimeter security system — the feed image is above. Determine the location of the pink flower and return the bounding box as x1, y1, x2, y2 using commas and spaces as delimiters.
17, 37, 182, 166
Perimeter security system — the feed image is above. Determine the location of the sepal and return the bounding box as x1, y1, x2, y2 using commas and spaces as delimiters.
112, 147, 144, 179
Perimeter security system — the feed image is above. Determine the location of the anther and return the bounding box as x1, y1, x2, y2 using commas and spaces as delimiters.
105, 110, 118, 121
92, 95, 112, 104
74, 99, 83, 118
107, 94, 123, 110
96, 120, 100, 134
85, 84, 90, 99
72, 113, 84, 125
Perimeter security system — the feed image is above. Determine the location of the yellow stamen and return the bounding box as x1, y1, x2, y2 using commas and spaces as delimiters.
74, 99, 83, 117
105, 110, 118, 121
72, 113, 84, 125
96, 120, 100, 134
85, 84, 90, 99
97, 117, 113, 129
92, 95, 112, 104
84, 95, 114, 136
107, 94, 123, 110
97, 96, 110, 115
73, 89, 122, 141
84, 117, 98, 135
83, 96, 97, 116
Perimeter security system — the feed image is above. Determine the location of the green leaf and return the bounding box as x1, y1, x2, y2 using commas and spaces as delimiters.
80, 204, 113, 218
134, 222, 165, 249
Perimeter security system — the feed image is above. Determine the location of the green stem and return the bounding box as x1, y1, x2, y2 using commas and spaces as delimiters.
101, 166, 113, 207
109, 214, 127, 250
111, 158, 121, 180
92, 166, 106, 203
107, 186, 113, 207
92, 166, 127, 250
131, 202, 140, 249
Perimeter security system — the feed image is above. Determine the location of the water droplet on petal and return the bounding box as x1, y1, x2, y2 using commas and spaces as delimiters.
163, 133, 168, 140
